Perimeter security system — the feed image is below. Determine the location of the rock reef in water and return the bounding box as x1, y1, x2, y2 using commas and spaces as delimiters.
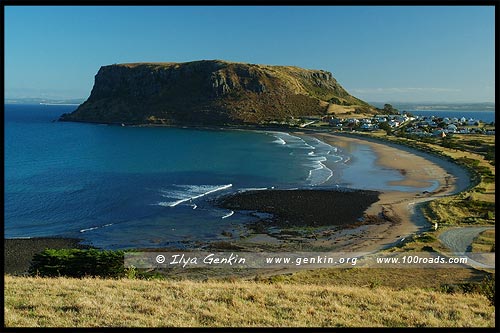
60, 60, 375, 125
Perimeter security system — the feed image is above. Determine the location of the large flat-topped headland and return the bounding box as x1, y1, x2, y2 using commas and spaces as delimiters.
59, 60, 375, 125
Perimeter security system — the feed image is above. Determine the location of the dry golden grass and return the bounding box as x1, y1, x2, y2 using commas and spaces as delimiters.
471, 229, 495, 253
5, 275, 494, 327
260, 267, 487, 290
326, 104, 356, 115
423, 197, 478, 225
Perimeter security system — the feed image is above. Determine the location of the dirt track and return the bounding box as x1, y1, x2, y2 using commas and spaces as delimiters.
439, 226, 494, 253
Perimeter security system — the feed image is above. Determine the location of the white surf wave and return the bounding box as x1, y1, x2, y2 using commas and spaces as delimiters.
157, 184, 233, 207
273, 137, 287, 145
80, 223, 113, 233
268, 132, 342, 186
80, 227, 99, 233
221, 211, 234, 219
269, 132, 314, 149
239, 187, 268, 191
306, 160, 334, 186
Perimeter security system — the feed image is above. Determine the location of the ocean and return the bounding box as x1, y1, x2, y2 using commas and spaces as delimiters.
5, 104, 345, 249
5, 104, 491, 249
408, 110, 495, 123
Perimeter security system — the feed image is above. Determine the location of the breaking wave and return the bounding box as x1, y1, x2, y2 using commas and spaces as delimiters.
267, 132, 342, 186
156, 184, 233, 207
80, 223, 113, 233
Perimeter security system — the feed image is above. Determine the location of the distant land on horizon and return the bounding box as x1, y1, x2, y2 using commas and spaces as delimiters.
5, 99, 494, 115
5, 99, 494, 110
370, 102, 495, 112
5, 99, 494, 111
5, 97, 86, 105
5, 98, 494, 107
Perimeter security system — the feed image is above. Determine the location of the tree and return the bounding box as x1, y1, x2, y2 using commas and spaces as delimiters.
441, 136, 456, 150
383, 104, 398, 114
378, 121, 392, 135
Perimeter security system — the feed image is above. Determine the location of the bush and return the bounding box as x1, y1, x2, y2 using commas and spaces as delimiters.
440, 274, 495, 306
29, 248, 126, 278
482, 175, 495, 183
456, 157, 480, 167
476, 166, 493, 176
416, 234, 436, 243
479, 275, 495, 306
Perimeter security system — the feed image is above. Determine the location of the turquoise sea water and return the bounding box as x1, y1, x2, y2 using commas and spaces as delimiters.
5, 104, 345, 249
6, 104, 491, 249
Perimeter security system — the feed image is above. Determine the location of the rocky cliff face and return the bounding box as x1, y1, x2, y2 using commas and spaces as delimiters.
60, 60, 373, 125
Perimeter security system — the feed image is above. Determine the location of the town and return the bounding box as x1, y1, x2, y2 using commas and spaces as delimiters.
267, 108, 495, 138
322, 112, 495, 137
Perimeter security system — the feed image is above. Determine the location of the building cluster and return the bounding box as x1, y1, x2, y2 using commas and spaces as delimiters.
322, 114, 412, 131
321, 114, 494, 136
403, 115, 494, 136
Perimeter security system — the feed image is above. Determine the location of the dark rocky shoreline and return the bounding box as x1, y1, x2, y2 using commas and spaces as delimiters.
5, 189, 381, 275
216, 188, 380, 231
4, 237, 92, 275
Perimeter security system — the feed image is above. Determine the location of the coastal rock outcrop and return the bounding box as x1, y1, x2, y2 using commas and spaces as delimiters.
60, 60, 374, 125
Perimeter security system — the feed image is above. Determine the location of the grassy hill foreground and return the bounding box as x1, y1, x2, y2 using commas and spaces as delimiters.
4, 275, 494, 327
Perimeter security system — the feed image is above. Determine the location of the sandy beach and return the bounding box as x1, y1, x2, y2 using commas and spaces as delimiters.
214, 131, 472, 255
306, 132, 471, 252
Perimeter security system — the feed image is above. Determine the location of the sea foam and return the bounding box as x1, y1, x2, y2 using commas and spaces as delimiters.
268, 132, 339, 186
157, 184, 233, 207
221, 210, 234, 219
80, 223, 113, 233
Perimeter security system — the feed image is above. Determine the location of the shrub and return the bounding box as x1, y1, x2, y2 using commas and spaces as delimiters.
479, 275, 495, 306
484, 149, 495, 161
482, 175, 495, 183
29, 248, 126, 278
415, 233, 436, 243
474, 187, 486, 193
440, 274, 495, 306
476, 166, 493, 176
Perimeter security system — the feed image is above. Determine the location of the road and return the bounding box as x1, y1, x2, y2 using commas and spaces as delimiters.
439, 226, 494, 253
439, 226, 495, 269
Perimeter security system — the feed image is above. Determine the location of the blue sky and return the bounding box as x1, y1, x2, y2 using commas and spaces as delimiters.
4, 6, 495, 103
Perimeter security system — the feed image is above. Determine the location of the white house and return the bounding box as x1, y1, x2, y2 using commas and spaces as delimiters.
360, 123, 374, 130
432, 129, 446, 137
467, 118, 478, 126
374, 115, 388, 122
447, 124, 458, 132
388, 120, 400, 127
458, 128, 470, 134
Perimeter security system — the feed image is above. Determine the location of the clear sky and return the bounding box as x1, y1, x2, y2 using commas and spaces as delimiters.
4, 5, 495, 103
